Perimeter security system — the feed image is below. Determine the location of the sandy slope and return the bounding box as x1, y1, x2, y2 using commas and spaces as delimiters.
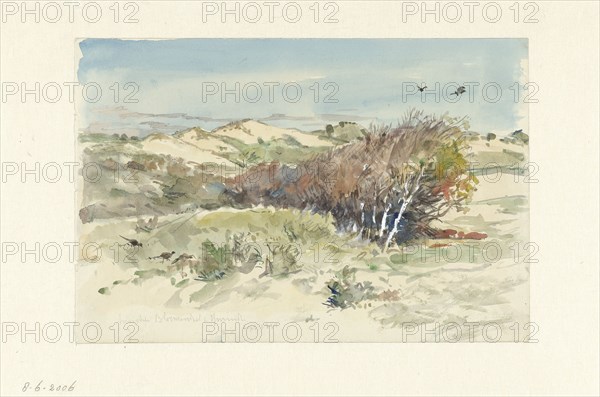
175, 127, 237, 153
141, 132, 235, 166
213, 120, 333, 147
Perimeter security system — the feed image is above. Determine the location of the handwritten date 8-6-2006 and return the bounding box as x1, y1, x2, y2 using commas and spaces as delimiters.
22, 381, 77, 393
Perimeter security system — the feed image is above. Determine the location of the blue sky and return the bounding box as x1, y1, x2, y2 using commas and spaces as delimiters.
77, 38, 528, 136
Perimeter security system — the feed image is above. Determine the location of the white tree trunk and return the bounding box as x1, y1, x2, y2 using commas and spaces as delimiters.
379, 202, 391, 237
372, 205, 377, 226
383, 201, 409, 251
357, 202, 365, 237
384, 167, 424, 252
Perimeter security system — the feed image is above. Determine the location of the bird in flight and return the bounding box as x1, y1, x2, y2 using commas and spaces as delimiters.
450, 86, 466, 96
149, 251, 176, 262
119, 235, 143, 247
417, 84, 427, 92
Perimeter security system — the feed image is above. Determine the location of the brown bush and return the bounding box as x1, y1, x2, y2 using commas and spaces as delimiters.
222, 110, 478, 250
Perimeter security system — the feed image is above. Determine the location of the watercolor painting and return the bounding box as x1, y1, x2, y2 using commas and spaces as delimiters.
76, 39, 530, 342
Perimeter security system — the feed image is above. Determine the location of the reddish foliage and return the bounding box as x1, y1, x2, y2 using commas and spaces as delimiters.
434, 229, 457, 238
457, 231, 488, 240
